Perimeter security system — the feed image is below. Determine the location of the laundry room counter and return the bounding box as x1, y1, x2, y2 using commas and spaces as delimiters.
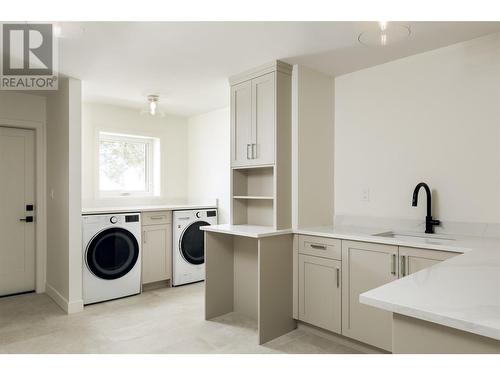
82, 203, 217, 215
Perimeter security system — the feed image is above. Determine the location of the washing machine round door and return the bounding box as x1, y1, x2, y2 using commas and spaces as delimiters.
180, 221, 209, 265
86, 227, 139, 280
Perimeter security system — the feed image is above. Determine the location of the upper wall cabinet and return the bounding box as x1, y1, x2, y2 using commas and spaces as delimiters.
230, 61, 291, 168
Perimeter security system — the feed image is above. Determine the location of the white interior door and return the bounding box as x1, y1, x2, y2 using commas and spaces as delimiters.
0, 126, 35, 296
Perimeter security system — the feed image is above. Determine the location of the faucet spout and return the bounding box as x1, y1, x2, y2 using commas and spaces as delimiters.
412, 182, 432, 216
412, 182, 440, 234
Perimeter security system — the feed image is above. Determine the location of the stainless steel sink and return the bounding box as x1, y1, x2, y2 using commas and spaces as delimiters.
373, 231, 456, 244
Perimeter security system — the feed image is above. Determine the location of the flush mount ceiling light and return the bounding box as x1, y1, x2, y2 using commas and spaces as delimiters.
141, 94, 165, 117
358, 21, 411, 47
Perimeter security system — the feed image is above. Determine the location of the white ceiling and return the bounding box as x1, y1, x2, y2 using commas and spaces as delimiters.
58, 21, 500, 116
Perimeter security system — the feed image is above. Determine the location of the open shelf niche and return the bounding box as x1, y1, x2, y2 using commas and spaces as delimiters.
231, 166, 275, 227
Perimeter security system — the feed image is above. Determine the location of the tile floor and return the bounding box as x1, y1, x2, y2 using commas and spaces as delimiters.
0, 283, 363, 354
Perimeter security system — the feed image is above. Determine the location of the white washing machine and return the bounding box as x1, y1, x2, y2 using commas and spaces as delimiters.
82, 213, 142, 305
172, 209, 217, 286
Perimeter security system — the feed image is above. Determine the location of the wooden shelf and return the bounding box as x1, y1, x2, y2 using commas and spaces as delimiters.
233, 195, 274, 200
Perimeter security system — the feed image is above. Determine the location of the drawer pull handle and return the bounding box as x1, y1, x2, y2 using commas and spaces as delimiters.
149, 216, 165, 220
310, 244, 327, 250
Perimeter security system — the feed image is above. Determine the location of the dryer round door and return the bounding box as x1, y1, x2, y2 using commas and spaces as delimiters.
86, 227, 139, 280
180, 221, 209, 265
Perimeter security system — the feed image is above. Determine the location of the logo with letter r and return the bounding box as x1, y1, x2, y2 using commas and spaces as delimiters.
2, 23, 53, 75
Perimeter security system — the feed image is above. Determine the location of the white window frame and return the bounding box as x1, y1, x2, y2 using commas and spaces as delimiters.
97, 131, 160, 198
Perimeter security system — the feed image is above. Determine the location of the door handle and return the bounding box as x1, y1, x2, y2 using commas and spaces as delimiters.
336, 268, 340, 288
20, 216, 34, 223
400, 255, 406, 277
391, 253, 396, 275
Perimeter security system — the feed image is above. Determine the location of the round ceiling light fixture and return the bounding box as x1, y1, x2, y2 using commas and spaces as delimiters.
140, 94, 165, 117
358, 21, 411, 47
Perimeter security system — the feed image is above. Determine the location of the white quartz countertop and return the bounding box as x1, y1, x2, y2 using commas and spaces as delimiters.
295, 226, 500, 341
201, 224, 292, 238
82, 203, 216, 215
295, 226, 481, 253
198, 222, 500, 340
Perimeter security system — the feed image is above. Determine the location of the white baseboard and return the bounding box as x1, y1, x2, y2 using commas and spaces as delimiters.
67, 298, 84, 314
45, 283, 83, 314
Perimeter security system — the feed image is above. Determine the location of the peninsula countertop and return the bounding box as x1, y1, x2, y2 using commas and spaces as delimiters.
186, 220, 500, 341
201, 224, 293, 238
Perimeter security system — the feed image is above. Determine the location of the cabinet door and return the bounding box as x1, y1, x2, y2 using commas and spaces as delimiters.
342, 240, 398, 351
399, 247, 460, 277
251, 72, 275, 166
231, 80, 253, 167
299, 254, 342, 334
142, 224, 172, 284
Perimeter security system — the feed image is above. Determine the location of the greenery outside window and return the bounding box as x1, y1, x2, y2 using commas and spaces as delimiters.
98, 131, 160, 197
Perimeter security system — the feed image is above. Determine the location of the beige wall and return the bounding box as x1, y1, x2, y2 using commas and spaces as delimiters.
334, 32, 500, 223
68, 79, 82, 307
187, 107, 230, 224
45, 77, 83, 313
292, 65, 335, 229
81, 102, 189, 208
0, 92, 46, 122
46, 83, 69, 302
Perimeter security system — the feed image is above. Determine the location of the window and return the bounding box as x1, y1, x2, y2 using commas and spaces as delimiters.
98, 132, 160, 197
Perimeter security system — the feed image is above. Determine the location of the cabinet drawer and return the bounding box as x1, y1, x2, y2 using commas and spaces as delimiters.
142, 211, 172, 226
298, 235, 341, 260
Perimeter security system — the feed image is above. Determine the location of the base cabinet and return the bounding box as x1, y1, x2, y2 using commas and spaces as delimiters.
399, 246, 458, 277
293, 236, 463, 352
341, 240, 398, 352
298, 254, 341, 334
142, 224, 172, 284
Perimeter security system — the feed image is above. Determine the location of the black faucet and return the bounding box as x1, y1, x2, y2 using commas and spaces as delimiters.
412, 182, 440, 234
